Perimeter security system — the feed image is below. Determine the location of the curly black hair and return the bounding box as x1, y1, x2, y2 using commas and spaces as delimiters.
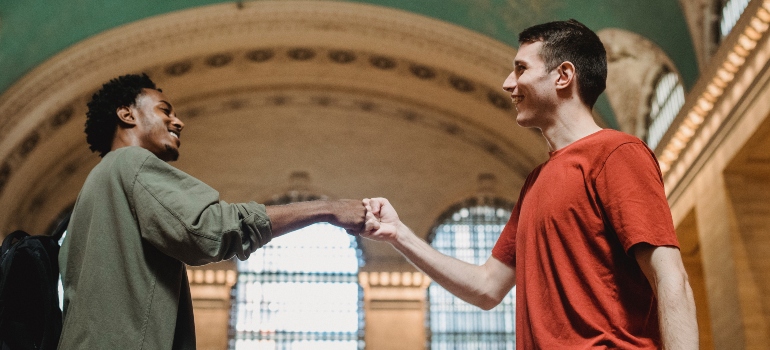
85, 73, 160, 157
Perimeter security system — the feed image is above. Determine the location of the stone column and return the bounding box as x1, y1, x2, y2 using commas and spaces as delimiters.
187, 261, 238, 350
359, 271, 432, 350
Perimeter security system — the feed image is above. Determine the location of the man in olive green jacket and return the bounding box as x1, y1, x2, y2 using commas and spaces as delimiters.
58, 74, 366, 349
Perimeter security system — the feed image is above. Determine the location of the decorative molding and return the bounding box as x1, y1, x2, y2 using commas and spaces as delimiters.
360, 271, 431, 309
359, 271, 431, 288
0, 1, 515, 153
168, 85, 534, 176
658, 0, 770, 196
152, 46, 512, 112
188, 268, 238, 287
598, 28, 679, 138
0, 1, 521, 208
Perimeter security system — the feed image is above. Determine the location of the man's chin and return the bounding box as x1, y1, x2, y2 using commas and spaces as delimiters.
163, 145, 180, 162
516, 113, 533, 127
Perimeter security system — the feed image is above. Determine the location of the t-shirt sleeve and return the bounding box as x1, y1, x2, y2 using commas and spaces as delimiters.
595, 142, 679, 254
491, 170, 536, 268
127, 152, 273, 266
491, 201, 520, 268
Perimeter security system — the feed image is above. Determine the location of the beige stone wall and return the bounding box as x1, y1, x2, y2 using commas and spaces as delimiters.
667, 37, 770, 349
360, 272, 432, 350
188, 261, 238, 350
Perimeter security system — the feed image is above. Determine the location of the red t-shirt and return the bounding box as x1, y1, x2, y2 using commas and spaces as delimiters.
492, 129, 679, 349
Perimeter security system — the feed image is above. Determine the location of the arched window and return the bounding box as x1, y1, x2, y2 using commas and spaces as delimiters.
426, 197, 516, 350
646, 71, 685, 149
229, 193, 365, 350
719, 0, 751, 38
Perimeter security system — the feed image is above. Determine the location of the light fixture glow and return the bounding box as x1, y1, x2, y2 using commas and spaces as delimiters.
697, 98, 714, 112
706, 83, 723, 97
717, 68, 735, 82
670, 137, 686, 150
660, 2, 768, 180
757, 7, 770, 22
751, 17, 770, 33
687, 112, 705, 125
728, 52, 746, 66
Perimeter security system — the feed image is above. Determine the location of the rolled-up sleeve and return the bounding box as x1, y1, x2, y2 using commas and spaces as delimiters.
128, 152, 272, 266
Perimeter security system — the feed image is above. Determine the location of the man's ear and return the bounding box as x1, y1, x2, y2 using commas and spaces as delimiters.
116, 106, 136, 126
555, 61, 576, 91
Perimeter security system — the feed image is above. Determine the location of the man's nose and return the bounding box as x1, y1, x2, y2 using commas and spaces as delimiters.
502, 72, 516, 93
172, 116, 184, 130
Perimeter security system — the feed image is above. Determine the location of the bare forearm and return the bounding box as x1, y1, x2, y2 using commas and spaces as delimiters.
390, 223, 508, 310
266, 199, 366, 237
266, 201, 335, 237
656, 276, 699, 350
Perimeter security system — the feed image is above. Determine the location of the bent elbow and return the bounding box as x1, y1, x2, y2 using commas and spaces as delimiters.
476, 293, 504, 311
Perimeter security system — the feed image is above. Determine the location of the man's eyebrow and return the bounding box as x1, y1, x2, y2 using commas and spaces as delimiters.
159, 100, 173, 109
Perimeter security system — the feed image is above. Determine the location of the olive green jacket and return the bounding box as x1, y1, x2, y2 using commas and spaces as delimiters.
58, 146, 273, 349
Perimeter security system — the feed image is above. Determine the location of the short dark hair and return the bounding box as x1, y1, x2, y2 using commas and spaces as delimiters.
85, 73, 159, 157
518, 19, 607, 108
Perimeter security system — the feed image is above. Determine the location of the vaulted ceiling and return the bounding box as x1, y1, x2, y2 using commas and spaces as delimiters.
0, 0, 697, 93
0, 1, 701, 265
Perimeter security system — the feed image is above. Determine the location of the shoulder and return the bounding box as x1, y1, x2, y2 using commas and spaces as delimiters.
593, 129, 647, 151
107, 146, 155, 168
595, 132, 662, 180
582, 130, 654, 164
101, 147, 167, 184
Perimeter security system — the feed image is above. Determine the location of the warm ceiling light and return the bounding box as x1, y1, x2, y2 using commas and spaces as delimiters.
680, 124, 695, 138
738, 34, 757, 51
706, 83, 723, 97
734, 44, 750, 56
745, 26, 762, 41
727, 52, 746, 66
751, 17, 770, 33
674, 130, 691, 143
722, 60, 739, 73
717, 68, 735, 82
712, 76, 728, 88
670, 137, 686, 150
663, 149, 678, 161
687, 111, 705, 125
757, 7, 770, 22
661, 2, 769, 179
697, 98, 714, 112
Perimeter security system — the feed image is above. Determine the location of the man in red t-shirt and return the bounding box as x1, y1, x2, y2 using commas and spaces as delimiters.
362, 19, 698, 349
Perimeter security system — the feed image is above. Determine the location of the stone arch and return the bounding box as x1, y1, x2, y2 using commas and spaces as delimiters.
598, 28, 683, 139
0, 1, 543, 265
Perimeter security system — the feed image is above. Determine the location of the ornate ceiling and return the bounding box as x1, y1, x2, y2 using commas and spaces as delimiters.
0, 2, 541, 263
0, 0, 697, 93
0, 1, 701, 265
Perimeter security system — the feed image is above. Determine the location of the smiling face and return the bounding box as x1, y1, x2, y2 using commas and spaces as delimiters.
502, 41, 559, 128
131, 88, 184, 162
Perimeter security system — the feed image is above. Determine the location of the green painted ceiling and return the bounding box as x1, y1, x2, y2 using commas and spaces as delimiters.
0, 0, 697, 95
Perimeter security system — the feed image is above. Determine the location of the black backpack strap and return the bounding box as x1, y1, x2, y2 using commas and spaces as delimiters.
28, 238, 62, 349
0, 235, 62, 350
1, 231, 29, 255
51, 216, 70, 241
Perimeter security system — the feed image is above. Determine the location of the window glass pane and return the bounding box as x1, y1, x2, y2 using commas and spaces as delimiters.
428, 200, 516, 350
720, 0, 751, 38
231, 223, 364, 350
647, 72, 685, 149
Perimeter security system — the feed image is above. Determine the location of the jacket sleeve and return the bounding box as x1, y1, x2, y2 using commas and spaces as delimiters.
128, 152, 273, 266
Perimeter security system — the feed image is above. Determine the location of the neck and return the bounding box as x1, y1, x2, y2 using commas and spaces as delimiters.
111, 128, 141, 152
539, 102, 602, 152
